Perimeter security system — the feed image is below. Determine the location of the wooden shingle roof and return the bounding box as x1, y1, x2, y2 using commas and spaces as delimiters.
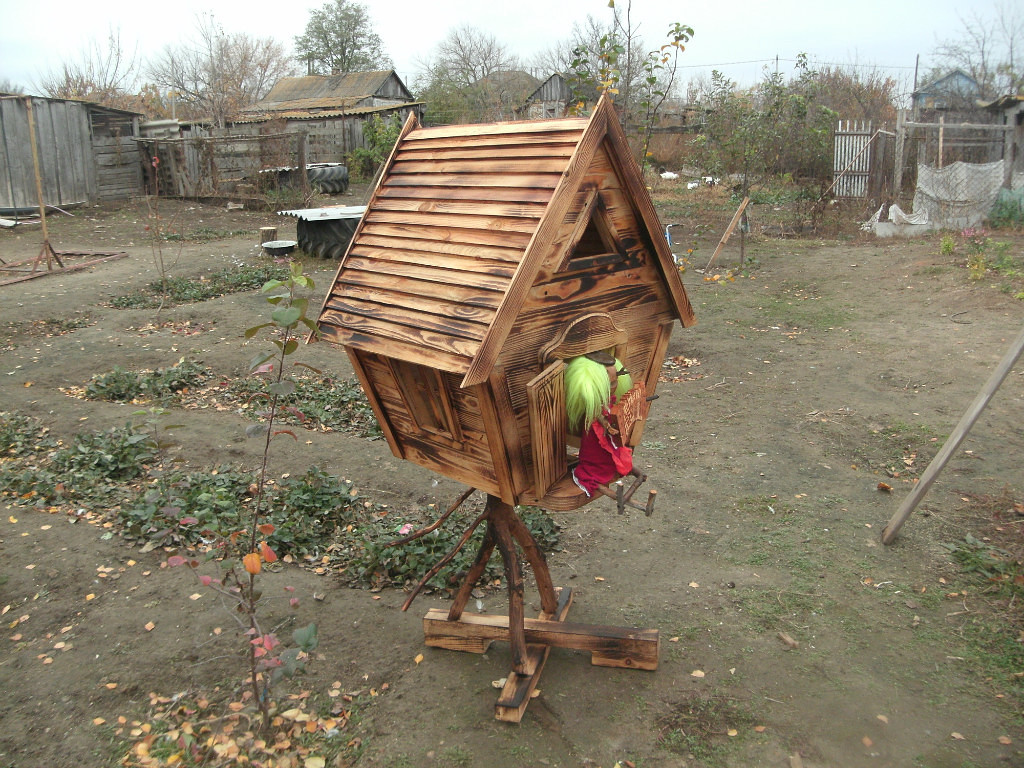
316, 96, 694, 386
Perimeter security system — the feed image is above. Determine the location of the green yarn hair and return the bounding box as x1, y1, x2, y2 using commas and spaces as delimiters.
565, 355, 610, 434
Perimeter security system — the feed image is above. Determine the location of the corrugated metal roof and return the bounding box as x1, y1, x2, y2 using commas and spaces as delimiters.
233, 103, 422, 124
244, 71, 412, 113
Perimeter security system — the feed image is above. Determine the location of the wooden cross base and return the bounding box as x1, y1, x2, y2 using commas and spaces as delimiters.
422, 494, 659, 722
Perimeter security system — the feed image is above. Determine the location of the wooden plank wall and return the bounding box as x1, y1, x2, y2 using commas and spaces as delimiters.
355, 351, 502, 497
93, 136, 144, 201
0, 98, 95, 210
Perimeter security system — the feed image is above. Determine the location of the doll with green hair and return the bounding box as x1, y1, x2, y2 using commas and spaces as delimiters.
565, 351, 634, 496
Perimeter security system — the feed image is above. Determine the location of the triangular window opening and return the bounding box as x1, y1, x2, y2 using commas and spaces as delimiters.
564, 199, 625, 272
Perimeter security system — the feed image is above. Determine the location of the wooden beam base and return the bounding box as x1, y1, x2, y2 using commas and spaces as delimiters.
424, 586, 658, 722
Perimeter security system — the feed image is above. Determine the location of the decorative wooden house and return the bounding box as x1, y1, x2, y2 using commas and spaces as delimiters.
315, 95, 695, 509
314, 95, 696, 719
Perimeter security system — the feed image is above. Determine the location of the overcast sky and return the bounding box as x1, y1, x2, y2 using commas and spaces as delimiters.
0, 0, 992, 99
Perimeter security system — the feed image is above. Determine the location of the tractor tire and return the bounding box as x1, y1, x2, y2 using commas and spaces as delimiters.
309, 165, 350, 195
296, 217, 360, 259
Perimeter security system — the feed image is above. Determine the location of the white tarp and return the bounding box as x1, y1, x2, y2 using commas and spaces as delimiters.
912, 160, 1006, 229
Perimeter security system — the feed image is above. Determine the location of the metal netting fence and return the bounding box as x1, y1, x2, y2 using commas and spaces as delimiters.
893, 120, 1016, 228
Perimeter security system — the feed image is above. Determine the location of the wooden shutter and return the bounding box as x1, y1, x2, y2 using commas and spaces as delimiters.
526, 360, 567, 499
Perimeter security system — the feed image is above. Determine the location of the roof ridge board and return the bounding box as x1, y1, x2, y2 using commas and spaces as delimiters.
384, 173, 561, 189
364, 209, 541, 236
396, 145, 578, 161
389, 157, 570, 174
329, 283, 497, 324
318, 310, 480, 363
349, 242, 521, 275
326, 330, 472, 376
370, 197, 549, 218
402, 132, 585, 151
356, 233, 526, 265
333, 271, 503, 310
358, 220, 533, 250
408, 119, 588, 141
341, 257, 510, 294
325, 295, 490, 343
375, 185, 556, 204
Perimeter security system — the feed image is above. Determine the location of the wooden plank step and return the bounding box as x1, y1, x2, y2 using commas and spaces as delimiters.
494, 587, 574, 722
422, 608, 659, 670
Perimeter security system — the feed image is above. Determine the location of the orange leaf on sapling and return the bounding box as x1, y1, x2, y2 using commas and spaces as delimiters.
243, 553, 262, 575
260, 542, 278, 563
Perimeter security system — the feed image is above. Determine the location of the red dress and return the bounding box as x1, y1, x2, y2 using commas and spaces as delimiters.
571, 407, 633, 496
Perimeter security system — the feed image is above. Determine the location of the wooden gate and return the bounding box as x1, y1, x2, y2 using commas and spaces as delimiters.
833, 120, 873, 198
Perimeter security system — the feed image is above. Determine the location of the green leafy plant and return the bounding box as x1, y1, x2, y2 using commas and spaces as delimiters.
85, 359, 210, 402
942, 534, 1024, 600
351, 506, 560, 590
0, 411, 55, 457
110, 264, 290, 309
166, 260, 321, 733
939, 233, 956, 255
227, 373, 381, 437
347, 113, 401, 180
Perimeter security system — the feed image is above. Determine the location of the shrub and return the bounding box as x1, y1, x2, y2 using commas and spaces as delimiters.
85, 360, 210, 402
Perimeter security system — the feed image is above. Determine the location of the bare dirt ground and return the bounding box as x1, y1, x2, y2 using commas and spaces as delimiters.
0, 193, 1022, 768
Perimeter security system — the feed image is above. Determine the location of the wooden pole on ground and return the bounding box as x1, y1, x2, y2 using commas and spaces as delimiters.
882, 322, 1024, 545
25, 97, 61, 271
704, 196, 749, 272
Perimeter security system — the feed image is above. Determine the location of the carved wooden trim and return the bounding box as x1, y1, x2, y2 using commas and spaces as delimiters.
539, 312, 628, 367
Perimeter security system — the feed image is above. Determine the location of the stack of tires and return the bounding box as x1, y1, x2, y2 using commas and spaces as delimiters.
306, 165, 350, 194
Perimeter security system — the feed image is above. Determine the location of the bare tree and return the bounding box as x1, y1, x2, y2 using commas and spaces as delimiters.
0, 78, 26, 96
415, 26, 529, 124
931, 1, 1024, 98
148, 14, 296, 127
35, 29, 140, 110
295, 0, 392, 75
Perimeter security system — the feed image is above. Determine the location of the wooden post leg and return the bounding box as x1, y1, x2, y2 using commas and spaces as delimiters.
507, 513, 558, 615
488, 497, 529, 675
447, 522, 496, 622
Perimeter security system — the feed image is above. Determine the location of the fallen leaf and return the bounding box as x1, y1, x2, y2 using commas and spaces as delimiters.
777, 632, 800, 649
951, 732, 965, 740
688, 581, 699, 588
669, 636, 680, 643
877, 482, 893, 492
862, 736, 873, 747
595, 576, 606, 582
754, 725, 766, 732
144, 621, 155, 632
304, 757, 326, 768
492, 678, 507, 688
877, 714, 889, 724
93, 717, 106, 726
998, 735, 1012, 745
690, 669, 705, 678
727, 729, 738, 737
189, 593, 202, 601
414, 653, 424, 665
